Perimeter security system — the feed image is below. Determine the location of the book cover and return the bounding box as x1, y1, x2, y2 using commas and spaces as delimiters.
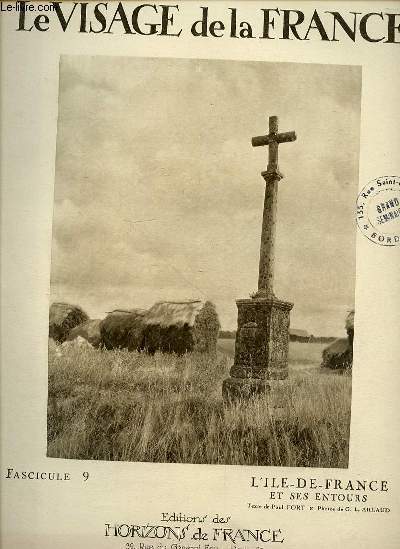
1, 1, 399, 547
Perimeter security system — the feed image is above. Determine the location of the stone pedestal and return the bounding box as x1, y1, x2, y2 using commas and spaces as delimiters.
222, 297, 293, 400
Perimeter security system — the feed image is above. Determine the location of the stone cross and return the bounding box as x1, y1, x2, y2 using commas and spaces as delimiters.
252, 115, 296, 298
222, 115, 297, 399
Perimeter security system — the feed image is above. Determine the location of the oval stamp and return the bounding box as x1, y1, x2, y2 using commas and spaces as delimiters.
356, 176, 400, 246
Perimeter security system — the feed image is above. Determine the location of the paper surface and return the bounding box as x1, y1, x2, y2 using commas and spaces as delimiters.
1, 1, 399, 547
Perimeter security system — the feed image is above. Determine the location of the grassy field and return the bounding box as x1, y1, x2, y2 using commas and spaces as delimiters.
47, 339, 351, 467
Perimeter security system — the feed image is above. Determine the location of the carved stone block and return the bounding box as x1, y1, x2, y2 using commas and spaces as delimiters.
223, 297, 293, 400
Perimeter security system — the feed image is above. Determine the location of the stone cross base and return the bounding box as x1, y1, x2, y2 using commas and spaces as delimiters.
222, 297, 293, 400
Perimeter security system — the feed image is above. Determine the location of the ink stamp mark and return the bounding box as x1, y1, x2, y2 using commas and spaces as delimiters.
356, 176, 400, 246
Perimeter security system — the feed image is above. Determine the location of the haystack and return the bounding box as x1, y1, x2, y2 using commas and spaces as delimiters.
321, 310, 354, 370
100, 309, 146, 351
321, 338, 352, 370
99, 301, 220, 355
66, 319, 102, 348
345, 309, 354, 346
141, 300, 220, 355
192, 301, 220, 353
49, 302, 89, 343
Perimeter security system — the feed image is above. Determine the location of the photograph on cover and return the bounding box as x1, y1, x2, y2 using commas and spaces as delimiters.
48, 56, 360, 467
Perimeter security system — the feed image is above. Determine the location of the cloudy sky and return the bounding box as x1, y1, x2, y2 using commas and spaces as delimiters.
51, 56, 361, 336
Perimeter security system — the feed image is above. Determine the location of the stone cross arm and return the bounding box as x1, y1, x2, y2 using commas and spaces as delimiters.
251, 115, 296, 173
251, 130, 296, 148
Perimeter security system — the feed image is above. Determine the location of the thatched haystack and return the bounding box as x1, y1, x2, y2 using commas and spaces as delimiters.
141, 300, 220, 355
100, 309, 146, 351
321, 338, 352, 370
66, 319, 102, 348
49, 302, 89, 343
345, 309, 354, 346
192, 301, 220, 354
321, 310, 354, 370
98, 301, 220, 355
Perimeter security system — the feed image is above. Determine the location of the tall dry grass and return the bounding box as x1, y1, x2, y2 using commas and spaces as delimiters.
47, 341, 351, 467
